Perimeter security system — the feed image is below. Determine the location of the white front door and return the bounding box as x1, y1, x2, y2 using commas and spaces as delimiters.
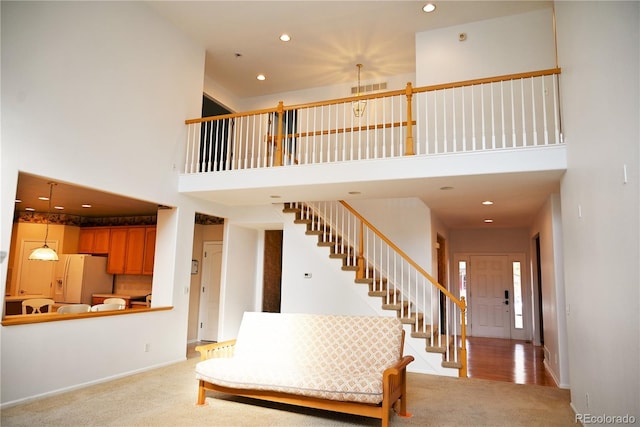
197, 241, 223, 342
469, 255, 511, 338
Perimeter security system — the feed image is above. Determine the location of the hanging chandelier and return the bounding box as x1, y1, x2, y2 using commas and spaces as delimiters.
352, 63, 367, 118
28, 182, 59, 261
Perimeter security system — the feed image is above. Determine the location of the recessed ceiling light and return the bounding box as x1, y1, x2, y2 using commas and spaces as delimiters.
54, 206, 64, 210
257, 74, 266, 81
484, 219, 494, 223
15, 199, 22, 203
423, 3, 436, 13
279, 33, 291, 42
482, 200, 494, 205
25, 207, 35, 211
38, 196, 49, 201
82, 204, 92, 208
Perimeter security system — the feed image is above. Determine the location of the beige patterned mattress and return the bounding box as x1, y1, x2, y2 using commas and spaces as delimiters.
195, 312, 404, 404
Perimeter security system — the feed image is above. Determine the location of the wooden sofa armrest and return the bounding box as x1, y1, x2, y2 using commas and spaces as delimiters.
382, 355, 415, 419
195, 339, 237, 361
386, 355, 415, 374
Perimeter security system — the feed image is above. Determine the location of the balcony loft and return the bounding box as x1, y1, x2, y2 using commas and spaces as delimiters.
178, 69, 566, 221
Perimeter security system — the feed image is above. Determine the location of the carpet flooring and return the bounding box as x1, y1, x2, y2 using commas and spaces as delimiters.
1, 356, 575, 426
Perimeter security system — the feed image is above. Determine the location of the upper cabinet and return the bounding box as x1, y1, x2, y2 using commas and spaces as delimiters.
106, 227, 128, 274
102, 226, 156, 275
78, 227, 111, 254
123, 227, 146, 275
143, 227, 156, 275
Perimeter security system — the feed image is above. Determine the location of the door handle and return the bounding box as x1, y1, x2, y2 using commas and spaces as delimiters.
504, 289, 509, 305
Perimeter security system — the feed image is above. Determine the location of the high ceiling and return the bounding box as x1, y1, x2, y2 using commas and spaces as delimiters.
146, 1, 552, 98
12, 1, 562, 228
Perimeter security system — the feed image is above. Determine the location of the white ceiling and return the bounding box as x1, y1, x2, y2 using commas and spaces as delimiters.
146, 1, 552, 98
14, 173, 160, 218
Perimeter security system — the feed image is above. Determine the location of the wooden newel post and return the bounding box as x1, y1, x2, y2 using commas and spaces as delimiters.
275, 101, 284, 166
357, 221, 365, 280
459, 296, 468, 378
404, 82, 415, 156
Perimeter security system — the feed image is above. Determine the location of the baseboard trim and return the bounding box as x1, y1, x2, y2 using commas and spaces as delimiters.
0, 357, 186, 409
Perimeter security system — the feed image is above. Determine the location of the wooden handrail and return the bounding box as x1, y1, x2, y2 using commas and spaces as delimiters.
412, 67, 562, 94
339, 200, 464, 311
186, 68, 561, 126
340, 200, 467, 377
282, 88, 408, 112
290, 121, 416, 139
185, 106, 277, 125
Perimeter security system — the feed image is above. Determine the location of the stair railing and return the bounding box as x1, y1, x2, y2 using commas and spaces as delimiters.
291, 200, 467, 376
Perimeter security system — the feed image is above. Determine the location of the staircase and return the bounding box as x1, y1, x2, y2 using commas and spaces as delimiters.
283, 201, 467, 377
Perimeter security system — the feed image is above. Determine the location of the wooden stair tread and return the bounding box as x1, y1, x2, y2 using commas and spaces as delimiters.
400, 313, 423, 323
411, 324, 437, 338
442, 360, 463, 369
329, 253, 348, 259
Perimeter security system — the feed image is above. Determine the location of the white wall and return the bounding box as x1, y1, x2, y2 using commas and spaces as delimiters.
280, 219, 381, 316
416, 7, 556, 86
348, 198, 432, 270
216, 223, 261, 341
529, 193, 569, 387
555, 1, 639, 417
239, 72, 416, 111
0, 1, 212, 405
449, 228, 531, 254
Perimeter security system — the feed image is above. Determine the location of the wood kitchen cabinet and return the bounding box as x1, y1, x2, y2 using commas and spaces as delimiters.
107, 226, 156, 275
124, 226, 146, 275
78, 227, 111, 254
142, 227, 156, 275
107, 227, 128, 274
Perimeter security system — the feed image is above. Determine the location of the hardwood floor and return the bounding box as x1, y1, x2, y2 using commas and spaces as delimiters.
466, 336, 557, 386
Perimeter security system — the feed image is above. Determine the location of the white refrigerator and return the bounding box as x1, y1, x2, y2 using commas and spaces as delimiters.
54, 255, 114, 304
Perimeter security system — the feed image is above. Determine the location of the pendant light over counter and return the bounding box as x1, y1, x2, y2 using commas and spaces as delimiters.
28, 182, 59, 261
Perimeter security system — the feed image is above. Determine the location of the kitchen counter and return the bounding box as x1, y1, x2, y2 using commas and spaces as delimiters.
5, 294, 49, 301
91, 293, 148, 308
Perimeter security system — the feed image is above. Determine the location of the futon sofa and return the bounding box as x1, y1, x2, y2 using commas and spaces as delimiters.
195, 312, 414, 427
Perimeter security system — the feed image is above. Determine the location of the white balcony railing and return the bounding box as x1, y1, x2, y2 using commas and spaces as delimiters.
184, 68, 563, 174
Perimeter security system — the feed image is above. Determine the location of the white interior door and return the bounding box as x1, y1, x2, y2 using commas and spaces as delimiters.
17, 240, 58, 297
469, 255, 511, 338
197, 241, 222, 342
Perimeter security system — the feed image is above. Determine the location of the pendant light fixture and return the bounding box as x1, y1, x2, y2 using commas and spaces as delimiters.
28, 182, 59, 261
352, 63, 367, 118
